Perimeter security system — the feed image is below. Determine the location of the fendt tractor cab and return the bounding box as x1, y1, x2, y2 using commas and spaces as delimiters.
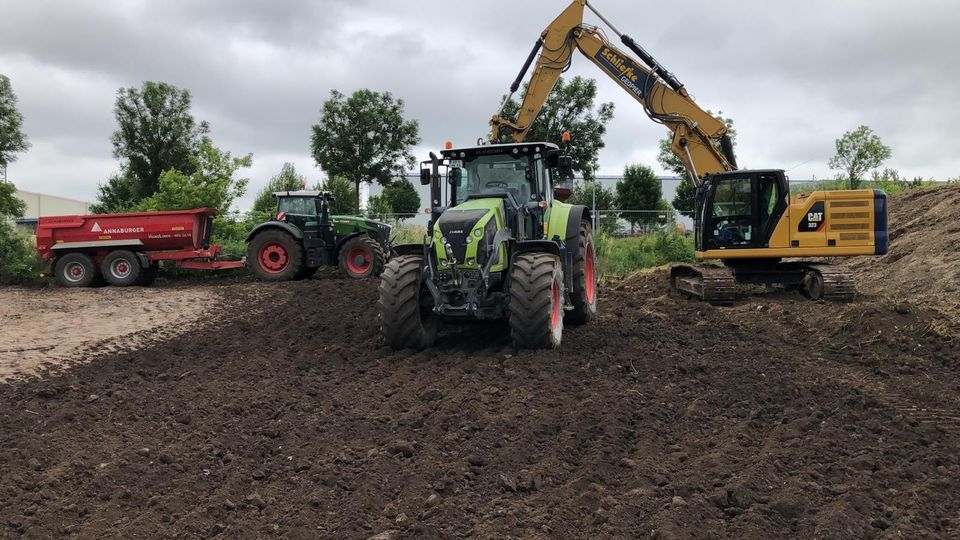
377, 140, 598, 349
246, 191, 390, 281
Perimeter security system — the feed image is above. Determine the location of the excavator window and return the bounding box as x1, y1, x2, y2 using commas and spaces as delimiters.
703, 171, 787, 249
709, 177, 753, 247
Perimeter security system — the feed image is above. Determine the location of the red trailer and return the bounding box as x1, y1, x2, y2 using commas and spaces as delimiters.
36, 208, 244, 287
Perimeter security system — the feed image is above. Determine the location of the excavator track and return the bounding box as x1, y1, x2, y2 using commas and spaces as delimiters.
800, 263, 856, 302
669, 264, 736, 306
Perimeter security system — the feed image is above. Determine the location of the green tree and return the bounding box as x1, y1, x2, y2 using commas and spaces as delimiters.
0, 74, 31, 172
90, 170, 138, 214
366, 193, 392, 220
136, 140, 251, 212
314, 175, 358, 215
310, 89, 420, 211
383, 178, 421, 220
252, 162, 306, 213
568, 179, 618, 233
497, 76, 614, 181
0, 181, 36, 284
657, 110, 735, 212
828, 125, 892, 189
616, 164, 664, 232
0, 180, 26, 219
97, 81, 210, 209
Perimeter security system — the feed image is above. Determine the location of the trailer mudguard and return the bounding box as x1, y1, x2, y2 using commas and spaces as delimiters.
245, 221, 303, 242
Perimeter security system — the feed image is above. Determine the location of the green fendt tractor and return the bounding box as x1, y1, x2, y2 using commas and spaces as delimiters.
246, 190, 391, 280
378, 142, 597, 349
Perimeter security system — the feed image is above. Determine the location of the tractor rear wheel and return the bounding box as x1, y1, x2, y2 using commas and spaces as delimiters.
339, 236, 386, 279
247, 229, 304, 281
566, 220, 597, 324
101, 250, 143, 287
54, 253, 98, 288
509, 253, 564, 349
378, 255, 436, 349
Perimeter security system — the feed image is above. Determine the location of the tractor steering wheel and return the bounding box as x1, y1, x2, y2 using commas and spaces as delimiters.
485, 181, 509, 189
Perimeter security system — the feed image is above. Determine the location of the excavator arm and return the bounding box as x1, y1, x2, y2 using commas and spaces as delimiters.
490, 0, 737, 184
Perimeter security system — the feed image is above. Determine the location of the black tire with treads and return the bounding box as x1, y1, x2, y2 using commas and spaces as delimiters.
509, 252, 563, 349
339, 236, 386, 279
566, 220, 597, 324
247, 229, 304, 281
377, 255, 436, 349
54, 253, 98, 288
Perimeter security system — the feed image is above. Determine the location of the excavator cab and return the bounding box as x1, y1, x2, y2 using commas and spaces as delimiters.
696, 170, 788, 251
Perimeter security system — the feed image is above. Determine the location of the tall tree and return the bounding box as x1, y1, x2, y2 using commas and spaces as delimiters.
366, 194, 392, 220
383, 178, 421, 220
252, 162, 306, 213
497, 76, 614, 181
828, 125, 892, 189
0, 180, 26, 219
314, 176, 358, 215
310, 89, 420, 210
135, 140, 251, 212
616, 163, 664, 232
658, 110, 736, 212
0, 74, 31, 173
104, 81, 210, 204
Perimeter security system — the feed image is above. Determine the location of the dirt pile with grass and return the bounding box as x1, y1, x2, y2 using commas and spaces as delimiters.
845, 183, 960, 324
0, 267, 957, 538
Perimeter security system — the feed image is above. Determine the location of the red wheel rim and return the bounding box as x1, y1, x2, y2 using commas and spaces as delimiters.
550, 280, 561, 330
66, 263, 85, 282
259, 243, 288, 273
346, 247, 372, 275
585, 241, 596, 304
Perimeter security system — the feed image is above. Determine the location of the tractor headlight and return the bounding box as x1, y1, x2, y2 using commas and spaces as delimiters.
440, 258, 448, 266
465, 236, 473, 244
473, 229, 483, 238
466, 258, 476, 266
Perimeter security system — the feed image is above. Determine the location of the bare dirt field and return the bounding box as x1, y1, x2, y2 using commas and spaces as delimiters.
0, 186, 958, 539
0, 283, 262, 382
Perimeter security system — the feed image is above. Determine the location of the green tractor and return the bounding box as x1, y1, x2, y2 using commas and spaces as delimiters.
246, 190, 391, 280
377, 142, 597, 349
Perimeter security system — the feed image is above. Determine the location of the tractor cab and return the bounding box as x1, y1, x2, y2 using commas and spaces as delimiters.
273, 190, 334, 234
694, 170, 789, 252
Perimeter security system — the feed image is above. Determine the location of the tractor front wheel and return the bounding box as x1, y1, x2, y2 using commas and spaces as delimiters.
378, 255, 436, 349
339, 236, 386, 279
247, 230, 304, 281
566, 220, 597, 324
509, 253, 564, 349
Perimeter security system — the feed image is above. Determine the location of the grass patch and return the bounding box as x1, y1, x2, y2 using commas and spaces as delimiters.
595, 231, 696, 276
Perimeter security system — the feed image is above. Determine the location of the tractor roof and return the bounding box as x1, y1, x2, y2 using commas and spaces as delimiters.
442, 141, 560, 158
272, 190, 331, 198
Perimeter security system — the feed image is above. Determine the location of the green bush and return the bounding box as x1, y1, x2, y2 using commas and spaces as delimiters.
0, 222, 42, 284
595, 231, 695, 276
390, 223, 427, 245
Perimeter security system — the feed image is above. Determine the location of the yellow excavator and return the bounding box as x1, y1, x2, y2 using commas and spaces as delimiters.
490, 0, 888, 304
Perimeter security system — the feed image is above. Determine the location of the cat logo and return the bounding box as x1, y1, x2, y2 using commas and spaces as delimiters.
807, 212, 823, 222
91, 222, 102, 232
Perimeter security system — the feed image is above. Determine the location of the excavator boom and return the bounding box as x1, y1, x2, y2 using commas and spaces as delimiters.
490, 0, 737, 184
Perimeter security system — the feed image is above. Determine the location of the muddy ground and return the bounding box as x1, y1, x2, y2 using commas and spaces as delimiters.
0, 269, 957, 539
1, 186, 958, 539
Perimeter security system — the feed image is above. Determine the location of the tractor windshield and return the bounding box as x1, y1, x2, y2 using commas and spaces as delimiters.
452, 154, 538, 205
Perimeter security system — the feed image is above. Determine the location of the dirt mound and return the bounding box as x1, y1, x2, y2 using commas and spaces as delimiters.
846, 184, 960, 324
1, 274, 958, 538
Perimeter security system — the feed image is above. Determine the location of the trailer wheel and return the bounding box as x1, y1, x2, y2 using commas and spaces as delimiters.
247, 229, 304, 281
54, 253, 98, 288
338, 236, 385, 279
101, 250, 142, 287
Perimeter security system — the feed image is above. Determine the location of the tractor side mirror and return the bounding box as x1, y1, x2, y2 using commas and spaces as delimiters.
420, 168, 432, 186
448, 168, 462, 185
557, 155, 574, 180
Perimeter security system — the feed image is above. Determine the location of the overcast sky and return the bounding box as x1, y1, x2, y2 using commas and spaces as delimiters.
2, 0, 958, 211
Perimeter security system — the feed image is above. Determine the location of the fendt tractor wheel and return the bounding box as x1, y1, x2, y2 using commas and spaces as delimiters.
567, 220, 597, 324
509, 253, 564, 349
378, 255, 437, 349
339, 236, 386, 279
54, 253, 98, 288
247, 230, 304, 281
101, 250, 143, 287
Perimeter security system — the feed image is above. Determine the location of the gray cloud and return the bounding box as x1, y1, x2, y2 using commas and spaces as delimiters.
2, 0, 958, 208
